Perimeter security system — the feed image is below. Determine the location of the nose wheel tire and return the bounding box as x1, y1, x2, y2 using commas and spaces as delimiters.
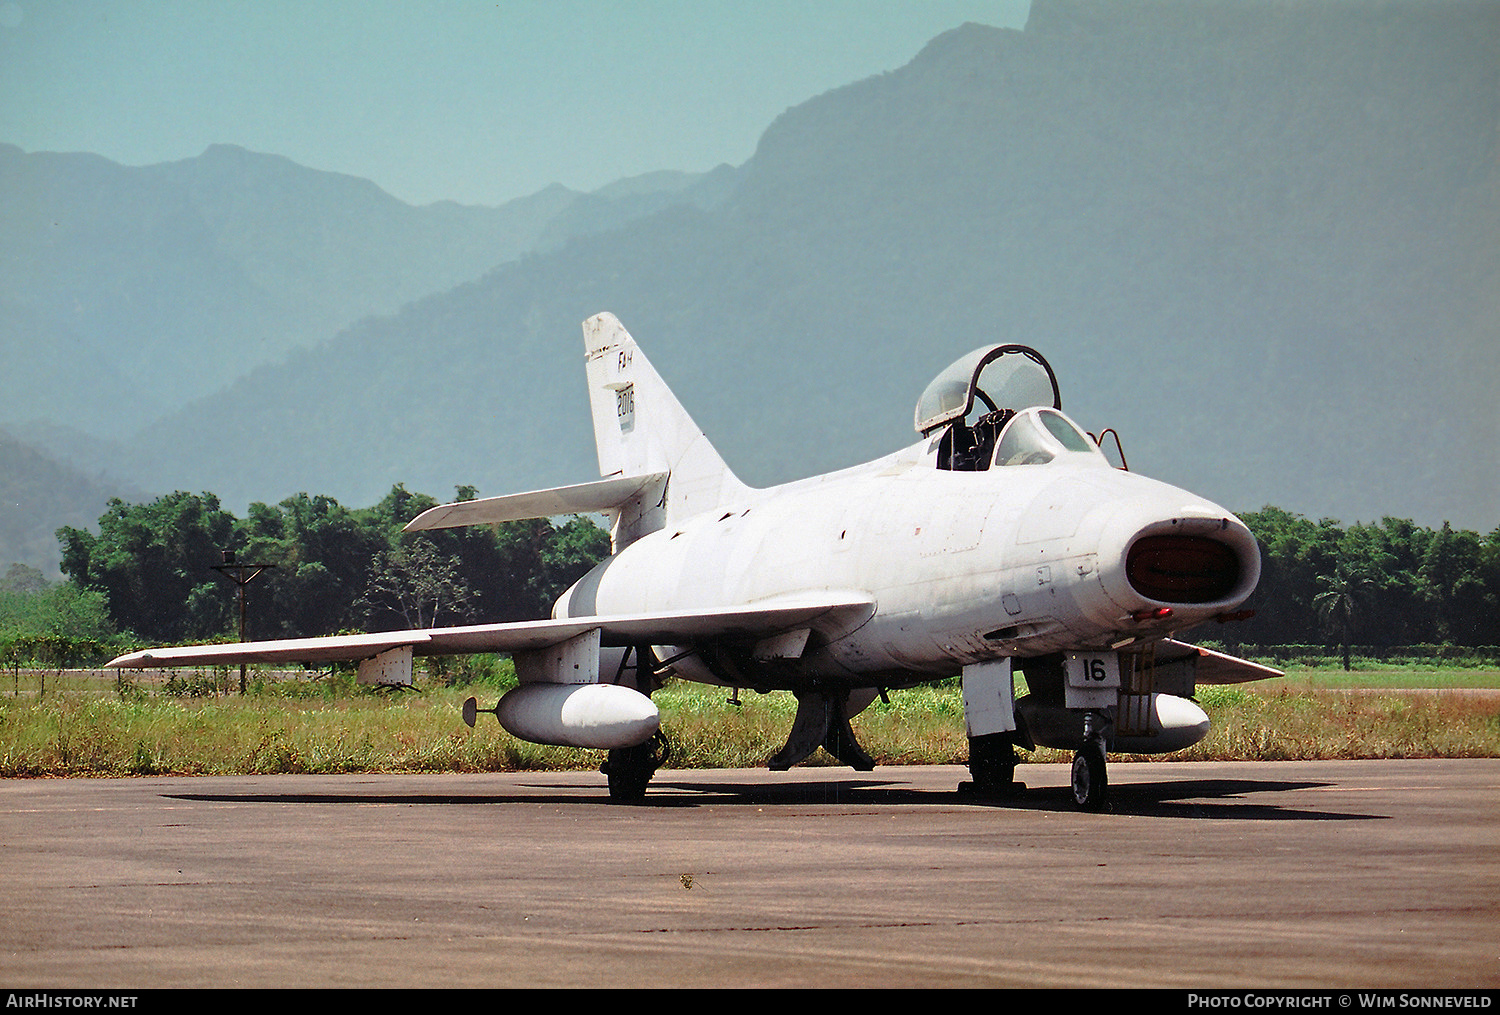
1070, 743, 1109, 811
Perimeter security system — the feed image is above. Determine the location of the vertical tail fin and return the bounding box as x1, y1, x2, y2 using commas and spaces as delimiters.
583, 313, 748, 533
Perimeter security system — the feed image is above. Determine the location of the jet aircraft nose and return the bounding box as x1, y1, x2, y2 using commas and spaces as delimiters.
1090, 480, 1261, 621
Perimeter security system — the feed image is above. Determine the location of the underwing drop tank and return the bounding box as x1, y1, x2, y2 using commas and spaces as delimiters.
1017, 691, 1210, 754
465, 683, 660, 750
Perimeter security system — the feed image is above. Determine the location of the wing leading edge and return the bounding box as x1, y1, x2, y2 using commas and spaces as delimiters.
104, 594, 877, 670
1154, 639, 1285, 684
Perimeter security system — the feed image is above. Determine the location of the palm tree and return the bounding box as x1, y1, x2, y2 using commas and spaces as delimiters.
1313, 564, 1375, 671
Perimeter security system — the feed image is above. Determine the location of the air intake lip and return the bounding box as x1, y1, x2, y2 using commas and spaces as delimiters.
1126, 535, 1242, 604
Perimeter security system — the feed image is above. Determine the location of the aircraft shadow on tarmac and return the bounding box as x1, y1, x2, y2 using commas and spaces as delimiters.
163, 772, 1378, 821
643, 776, 1376, 820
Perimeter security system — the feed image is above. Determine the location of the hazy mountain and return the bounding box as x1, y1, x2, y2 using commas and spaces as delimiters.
123, 0, 1496, 532
530, 164, 744, 253
0, 142, 585, 437
0, 428, 150, 577
7, 0, 1498, 578
0, 143, 724, 569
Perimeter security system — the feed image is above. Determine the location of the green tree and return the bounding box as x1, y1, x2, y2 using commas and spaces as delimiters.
1312, 563, 1376, 670
1419, 523, 1494, 646
1236, 506, 1342, 644
360, 536, 478, 629
1, 563, 50, 595
0, 577, 114, 641
238, 492, 389, 638
58, 492, 238, 642
1345, 518, 1430, 645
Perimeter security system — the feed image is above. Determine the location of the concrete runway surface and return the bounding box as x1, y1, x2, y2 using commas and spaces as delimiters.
1, 759, 1496, 989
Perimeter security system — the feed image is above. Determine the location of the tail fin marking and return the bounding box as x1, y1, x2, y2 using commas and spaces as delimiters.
583, 314, 747, 537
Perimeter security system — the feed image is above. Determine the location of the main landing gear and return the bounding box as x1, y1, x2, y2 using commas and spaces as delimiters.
602, 730, 671, 802
960, 732, 1025, 798
601, 644, 670, 802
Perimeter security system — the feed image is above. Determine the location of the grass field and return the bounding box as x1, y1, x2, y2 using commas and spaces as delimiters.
1, 662, 1496, 777
1258, 665, 1500, 691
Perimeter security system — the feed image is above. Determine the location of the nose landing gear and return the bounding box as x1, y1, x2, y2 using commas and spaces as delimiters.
1070, 710, 1112, 811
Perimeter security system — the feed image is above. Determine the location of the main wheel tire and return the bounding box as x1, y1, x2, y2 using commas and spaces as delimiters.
602, 732, 670, 802
967, 733, 1018, 791
1070, 744, 1109, 811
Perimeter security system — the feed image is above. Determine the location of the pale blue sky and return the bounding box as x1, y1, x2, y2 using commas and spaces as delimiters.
0, 0, 1031, 206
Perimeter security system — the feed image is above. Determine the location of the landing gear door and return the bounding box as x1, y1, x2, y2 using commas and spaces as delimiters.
1064, 652, 1120, 710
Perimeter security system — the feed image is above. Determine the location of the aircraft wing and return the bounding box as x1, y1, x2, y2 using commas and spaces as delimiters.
404, 473, 668, 531
1155, 639, 1284, 684
105, 593, 877, 669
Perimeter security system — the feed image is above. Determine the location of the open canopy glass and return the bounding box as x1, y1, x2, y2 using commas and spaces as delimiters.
914, 345, 1062, 436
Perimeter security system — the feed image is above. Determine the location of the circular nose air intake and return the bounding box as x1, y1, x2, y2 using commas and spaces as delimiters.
1126, 535, 1242, 604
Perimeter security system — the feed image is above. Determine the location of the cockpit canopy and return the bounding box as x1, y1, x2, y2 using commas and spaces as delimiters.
917, 345, 1109, 472
914, 345, 1062, 436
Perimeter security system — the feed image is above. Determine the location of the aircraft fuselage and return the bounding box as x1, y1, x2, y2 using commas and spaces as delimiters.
557, 433, 1260, 693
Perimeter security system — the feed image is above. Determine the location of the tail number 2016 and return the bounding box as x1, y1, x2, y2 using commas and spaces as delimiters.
616, 383, 635, 432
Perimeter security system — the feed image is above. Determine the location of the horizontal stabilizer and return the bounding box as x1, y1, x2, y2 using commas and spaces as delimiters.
404, 473, 668, 532
106, 593, 876, 670
1156, 639, 1284, 684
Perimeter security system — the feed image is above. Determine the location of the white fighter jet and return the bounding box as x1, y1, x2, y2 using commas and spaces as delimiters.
109, 313, 1280, 809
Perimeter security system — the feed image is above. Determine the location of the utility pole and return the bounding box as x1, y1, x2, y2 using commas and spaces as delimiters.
211, 550, 276, 694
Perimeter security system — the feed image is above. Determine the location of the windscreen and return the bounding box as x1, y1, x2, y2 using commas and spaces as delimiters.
994, 408, 1102, 467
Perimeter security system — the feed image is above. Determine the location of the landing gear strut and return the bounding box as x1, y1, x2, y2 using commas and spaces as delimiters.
958, 658, 1024, 799
1070, 710, 1112, 811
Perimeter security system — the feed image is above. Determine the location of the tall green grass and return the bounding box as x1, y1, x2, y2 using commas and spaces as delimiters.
1, 664, 1496, 777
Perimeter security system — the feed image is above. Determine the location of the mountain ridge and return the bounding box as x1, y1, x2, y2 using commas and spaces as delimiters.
99, 6, 1500, 526
4, 1, 1496, 577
